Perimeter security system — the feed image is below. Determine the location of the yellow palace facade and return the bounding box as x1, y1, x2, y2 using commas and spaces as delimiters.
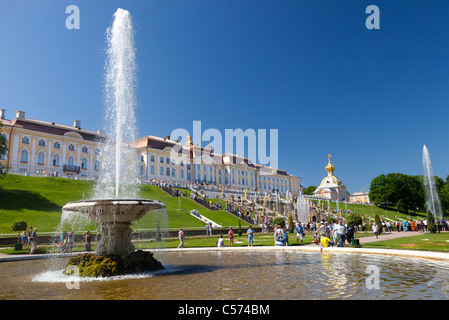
0, 109, 301, 196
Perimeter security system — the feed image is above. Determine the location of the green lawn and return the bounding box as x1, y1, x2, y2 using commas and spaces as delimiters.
0, 175, 250, 234
362, 232, 449, 252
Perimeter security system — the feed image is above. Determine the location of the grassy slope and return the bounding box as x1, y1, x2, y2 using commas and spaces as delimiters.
0, 175, 250, 234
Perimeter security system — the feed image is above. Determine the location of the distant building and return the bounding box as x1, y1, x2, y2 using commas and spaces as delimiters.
313, 154, 350, 201
0, 109, 301, 195
349, 191, 371, 204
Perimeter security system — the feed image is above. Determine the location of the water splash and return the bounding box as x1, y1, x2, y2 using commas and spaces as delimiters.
422, 145, 443, 221
94, 8, 139, 199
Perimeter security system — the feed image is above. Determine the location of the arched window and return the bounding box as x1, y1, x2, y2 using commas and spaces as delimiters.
67, 156, 75, 166
81, 158, 88, 169
150, 165, 155, 175
166, 157, 170, 165
82, 146, 88, 153
37, 152, 45, 165
53, 142, 61, 149
180, 169, 184, 178
172, 168, 176, 177
53, 154, 60, 166
38, 139, 46, 147
160, 166, 164, 175
21, 137, 30, 144
94, 160, 100, 171
166, 167, 170, 176
20, 150, 28, 163
160, 157, 164, 163
68, 144, 75, 151
150, 155, 155, 162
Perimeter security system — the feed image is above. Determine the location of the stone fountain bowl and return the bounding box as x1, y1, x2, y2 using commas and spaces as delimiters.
62, 198, 166, 223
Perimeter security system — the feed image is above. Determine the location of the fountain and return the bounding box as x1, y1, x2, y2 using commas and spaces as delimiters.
61, 8, 165, 277
423, 145, 443, 222
297, 189, 310, 224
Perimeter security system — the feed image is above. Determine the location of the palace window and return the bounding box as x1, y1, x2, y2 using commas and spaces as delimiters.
20, 150, 28, 163
160, 166, 164, 175
94, 160, 100, 171
21, 137, 30, 144
54, 142, 61, 149
68, 144, 75, 151
180, 169, 184, 178
140, 166, 144, 175
81, 158, 88, 169
82, 146, 88, 153
53, 154, 60, 166
140, 155, 145, 162
37, 152, 45, 165
38, 139, 46, 147
150, 155, 155, 162
160, 157, 164, 163
166, 167, 170, 176
150, 165, 155, 175
67, 156, 75, 166
166, 157, 170, 165
172, 168, 176, 177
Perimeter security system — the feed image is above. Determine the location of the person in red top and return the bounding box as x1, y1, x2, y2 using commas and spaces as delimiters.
228, 227, 234, 247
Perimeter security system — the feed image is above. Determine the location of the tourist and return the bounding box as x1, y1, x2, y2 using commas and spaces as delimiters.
60, 231, 68, 253
296, 222, 305, 245
372, 223, 379, 239
217, 235, 225, 248
228, 227, 234, 247
27, 226, 33, 247
283, 228, 289, 246
68, 230, 75, 253
346, 224, 355, 244
177, 228, 185, 248
335, 220, 346, 247
85, 231, 92, 252
274, 225, 284, 246
21, 231, 27, 246
247, 225, 254, 247
320, 235, 334, 252
30, 228, 38, 254
206, 223, 212, 236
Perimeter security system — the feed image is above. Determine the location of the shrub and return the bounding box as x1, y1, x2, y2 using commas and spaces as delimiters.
272, 217, 285, 229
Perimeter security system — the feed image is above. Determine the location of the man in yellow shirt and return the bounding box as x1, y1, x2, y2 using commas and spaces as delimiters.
320, 235, 334, 252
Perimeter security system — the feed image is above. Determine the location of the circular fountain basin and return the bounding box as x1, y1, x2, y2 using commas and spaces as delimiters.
62, 199, 165, 223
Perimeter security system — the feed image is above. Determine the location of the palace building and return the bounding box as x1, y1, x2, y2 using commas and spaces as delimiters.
313, 154, 350, 201
0, 109, 301, 196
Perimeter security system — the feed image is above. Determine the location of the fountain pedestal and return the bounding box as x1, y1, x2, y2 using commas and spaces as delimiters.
62, 199, 165, 257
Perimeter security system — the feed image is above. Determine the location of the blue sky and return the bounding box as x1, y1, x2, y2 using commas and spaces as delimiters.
1, 0, 449, 192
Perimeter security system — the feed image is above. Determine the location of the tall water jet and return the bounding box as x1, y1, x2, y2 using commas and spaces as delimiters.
61, 9, 165, 276
95, 8, 138, 199
422, 145, 443, 222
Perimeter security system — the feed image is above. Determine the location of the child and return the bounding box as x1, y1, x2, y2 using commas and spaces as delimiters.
217, 235, 225, 248
313, 232, 320, 245
320, 235, 334, 252
283, 228, 289, 246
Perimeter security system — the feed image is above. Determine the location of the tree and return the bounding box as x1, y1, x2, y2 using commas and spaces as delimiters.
427, 210, 436, 233
0, 121, 8, 175
12, 221, 27, 245
346, 213, 362, 228
288, 214, 294, 233
302, 186, 317, 196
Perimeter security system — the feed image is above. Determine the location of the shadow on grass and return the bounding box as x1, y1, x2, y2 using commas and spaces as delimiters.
0, 189, 61, 212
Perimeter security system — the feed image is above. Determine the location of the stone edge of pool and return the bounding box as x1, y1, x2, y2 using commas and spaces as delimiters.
2, 246, 449, 263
